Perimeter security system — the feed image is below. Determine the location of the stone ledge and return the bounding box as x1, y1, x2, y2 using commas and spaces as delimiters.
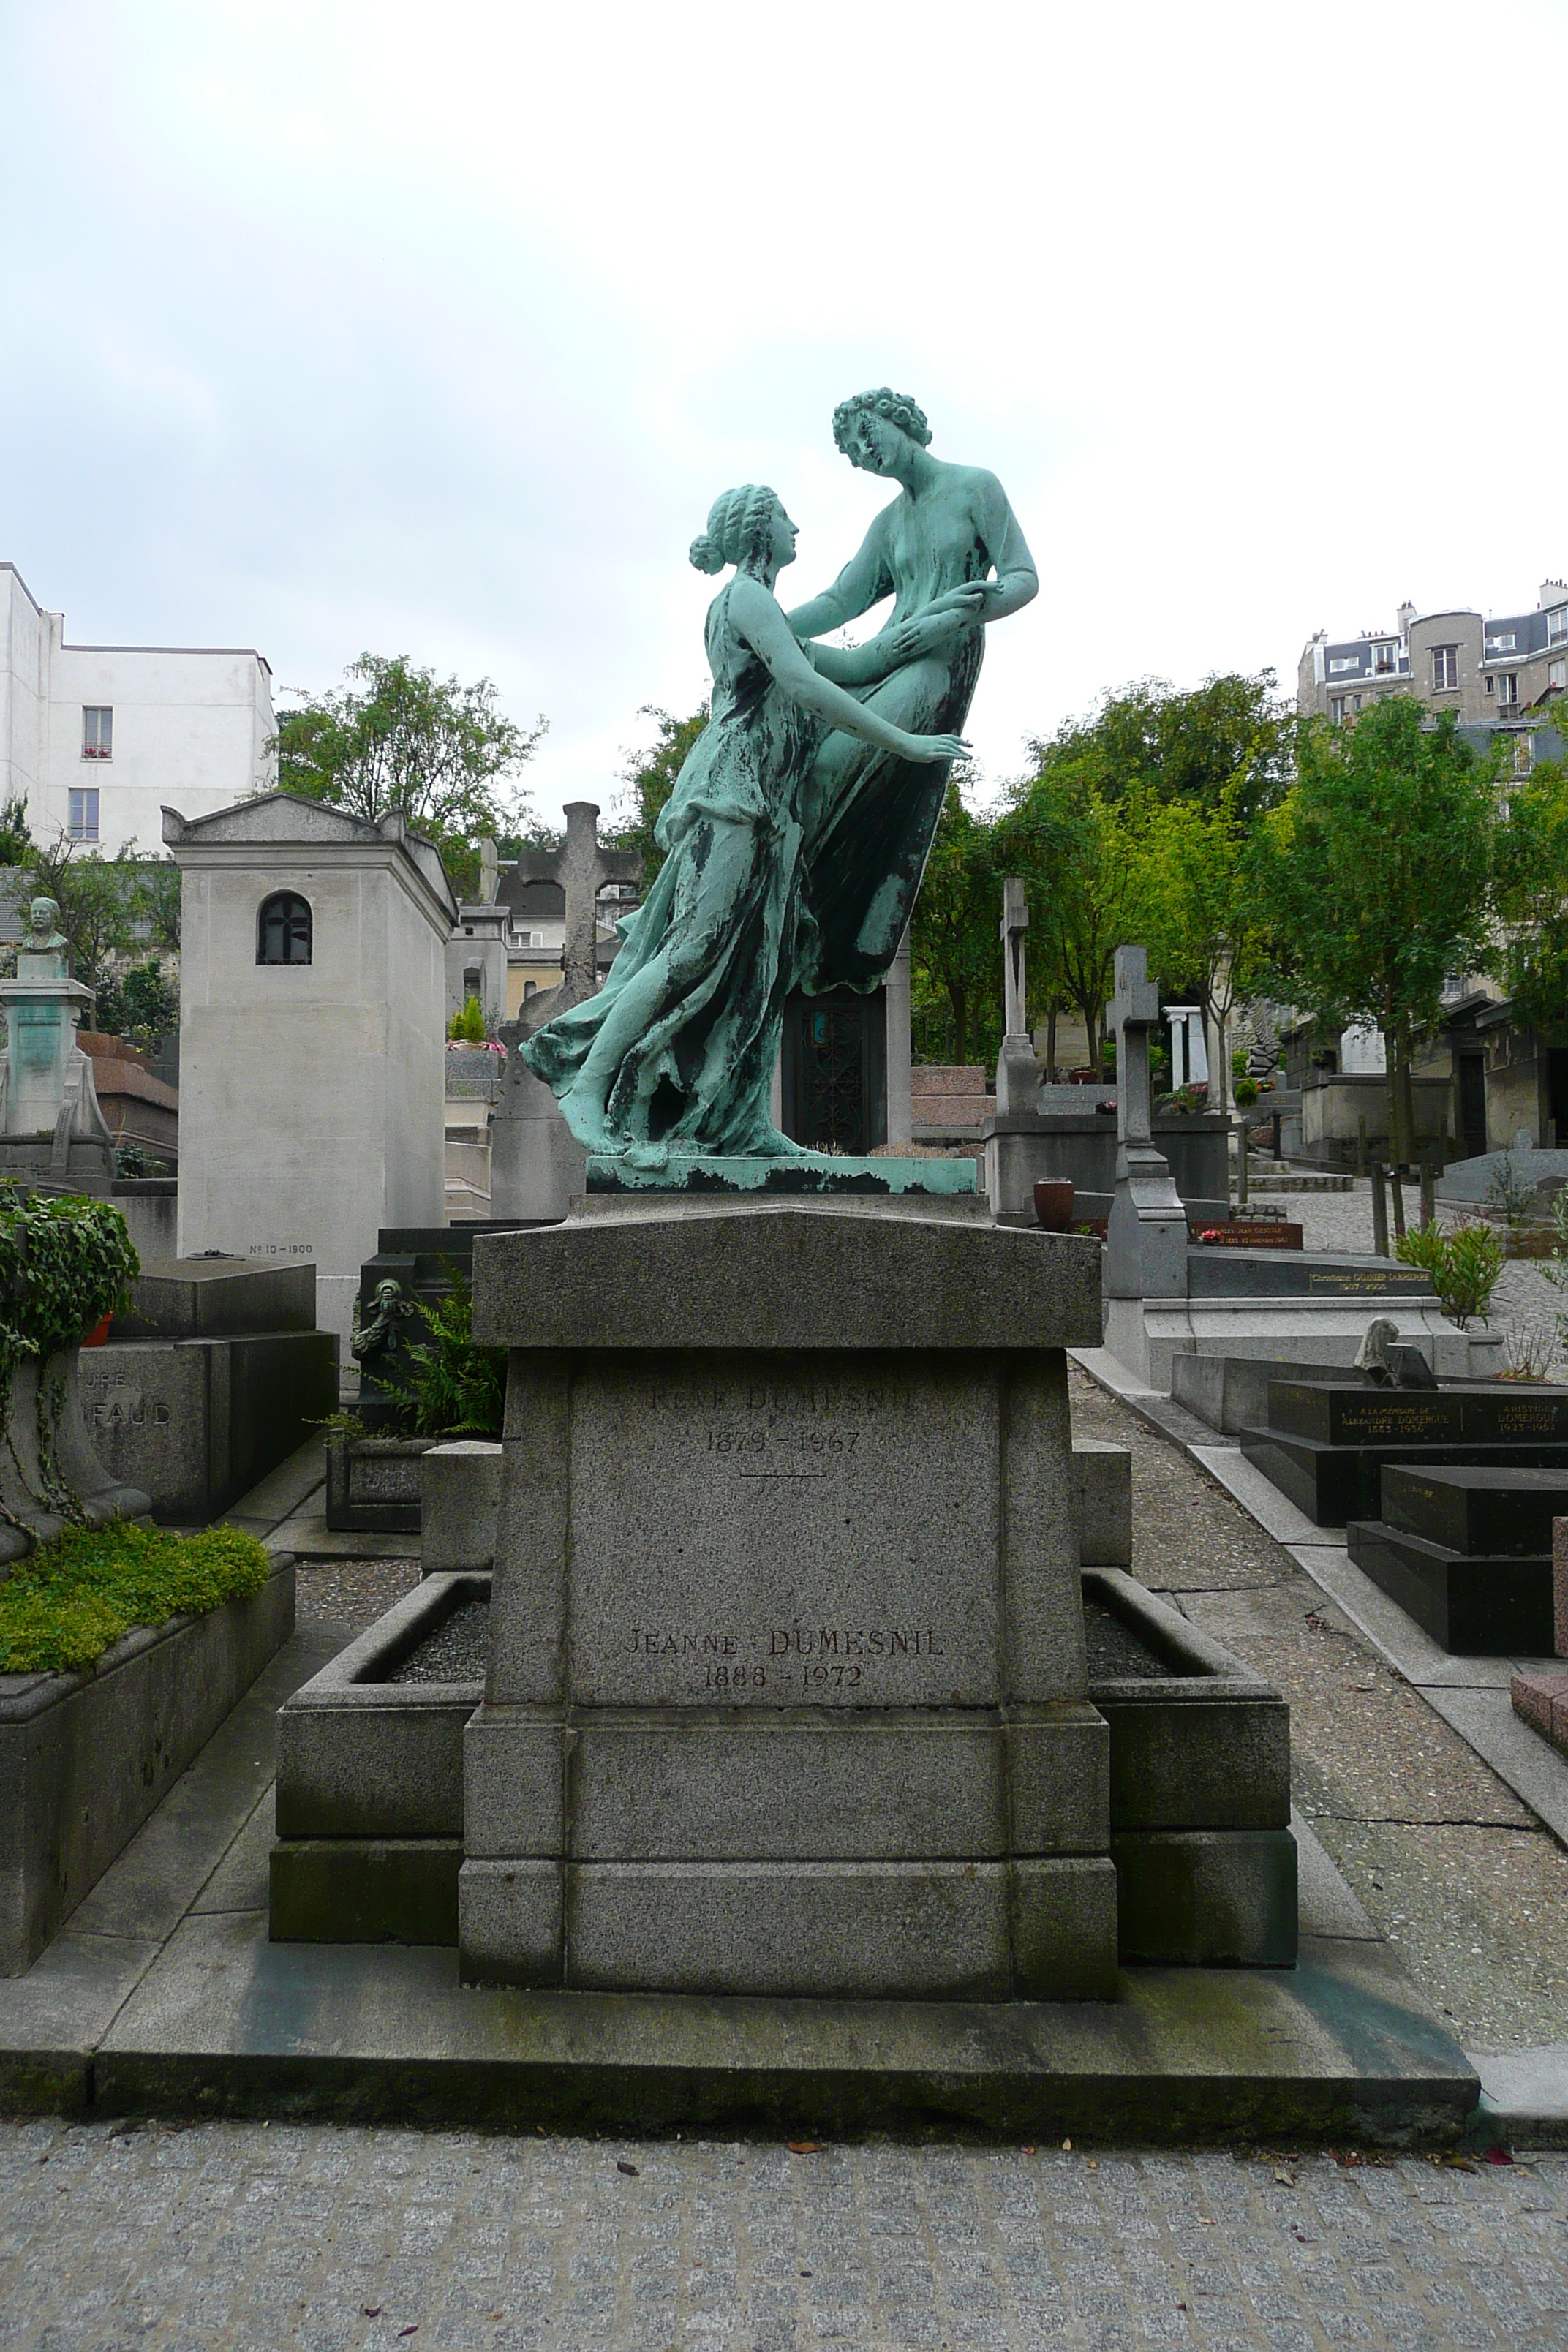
472, 1207, 1100, 1353
88, 1907, 1480, 2146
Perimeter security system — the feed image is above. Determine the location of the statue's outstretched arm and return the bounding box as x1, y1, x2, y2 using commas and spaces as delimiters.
783, 515, 893, 642
729, 580, 965, 764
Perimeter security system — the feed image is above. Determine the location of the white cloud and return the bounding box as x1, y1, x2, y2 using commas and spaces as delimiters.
3, 0, 1564, 826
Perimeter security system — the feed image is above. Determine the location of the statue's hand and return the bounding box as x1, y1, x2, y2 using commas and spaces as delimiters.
902, 732, 972, 764
920, 584, 990, 621
889, 608, 967, 662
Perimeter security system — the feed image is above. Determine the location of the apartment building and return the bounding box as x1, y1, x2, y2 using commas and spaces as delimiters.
0, 563, 276, 856
1299, 578, 1568, 754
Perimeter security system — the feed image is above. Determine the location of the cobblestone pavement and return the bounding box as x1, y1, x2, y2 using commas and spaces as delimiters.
4, 2117, 1568, 2352
1068, 1366, 1568, 2048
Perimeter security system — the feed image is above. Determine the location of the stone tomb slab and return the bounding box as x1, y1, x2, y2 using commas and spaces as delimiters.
465, 1203, 1112, 2000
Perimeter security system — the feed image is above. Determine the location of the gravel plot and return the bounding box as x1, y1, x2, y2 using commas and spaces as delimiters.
1084, 1599, 1174, 1679
1068, 1362, 1568, 2048
4, 2114, 1567, 2352
294, 1561, 421, 1639
390, 1598, 490, 1684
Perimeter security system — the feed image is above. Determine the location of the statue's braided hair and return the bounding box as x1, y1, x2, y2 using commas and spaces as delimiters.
832, 388, 932, 453
688, 484, 781, 576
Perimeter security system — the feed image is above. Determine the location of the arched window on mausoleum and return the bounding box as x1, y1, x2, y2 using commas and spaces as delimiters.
257, 890, 312, 966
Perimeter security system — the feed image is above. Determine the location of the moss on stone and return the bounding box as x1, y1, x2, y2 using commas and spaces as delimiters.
0, 1521, 271, 1675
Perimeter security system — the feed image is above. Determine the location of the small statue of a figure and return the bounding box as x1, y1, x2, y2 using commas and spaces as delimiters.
351, 1276, 415, 1366
1355, 1316, 1438, 1389
19, 897, 69, 975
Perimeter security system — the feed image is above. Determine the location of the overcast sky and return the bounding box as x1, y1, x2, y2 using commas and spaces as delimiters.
4, 1, 1565, 833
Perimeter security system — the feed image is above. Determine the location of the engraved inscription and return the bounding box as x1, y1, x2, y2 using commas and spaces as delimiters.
568, 1352, 1000, 1708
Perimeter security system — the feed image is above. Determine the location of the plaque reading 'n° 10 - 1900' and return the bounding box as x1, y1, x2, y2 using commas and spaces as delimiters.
566, 1354, 1002, 1707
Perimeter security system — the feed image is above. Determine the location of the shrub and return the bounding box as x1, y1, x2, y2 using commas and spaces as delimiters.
376, 1267, 506, 1437
1395, 1218, 1504, 1328
1486, 1150, 1537, 1228
448, 995, 489, 1043
0, 1521, 271, 1675
1234, 1077, 1259, 1107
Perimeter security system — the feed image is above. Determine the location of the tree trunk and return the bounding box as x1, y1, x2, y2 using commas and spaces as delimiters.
1044, 1002, 1058, 1085
950, 984, 968, 1068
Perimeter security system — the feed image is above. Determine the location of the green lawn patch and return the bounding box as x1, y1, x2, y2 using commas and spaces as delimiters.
0, 1522, 273, 1676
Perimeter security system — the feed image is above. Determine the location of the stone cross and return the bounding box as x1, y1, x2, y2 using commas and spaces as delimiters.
993, 878, 1040, 1116
1108, 944, 1159, 1147
1104, 943, 1188, 1305
1000, 878, 1028, 1038
558, 801, 642, 1002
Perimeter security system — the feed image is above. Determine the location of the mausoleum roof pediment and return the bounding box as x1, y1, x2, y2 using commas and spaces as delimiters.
162, 793, 458, 924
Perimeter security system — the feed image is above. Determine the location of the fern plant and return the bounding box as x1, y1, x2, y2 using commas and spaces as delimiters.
374, 1267, 506, 1438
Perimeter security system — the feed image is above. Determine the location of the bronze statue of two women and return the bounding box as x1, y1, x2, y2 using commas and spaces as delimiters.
522, 390, 1038, 1166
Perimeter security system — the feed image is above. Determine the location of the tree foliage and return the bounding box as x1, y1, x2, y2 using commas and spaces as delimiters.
1493, 755, 1568, 1029
909, 779, 1000, 1067
608, 703, 709, 884
271, 654, 546, 875
995, 750, 1149, 1066
1038, 671, 1294, 818
1250, 698, 1499, 1160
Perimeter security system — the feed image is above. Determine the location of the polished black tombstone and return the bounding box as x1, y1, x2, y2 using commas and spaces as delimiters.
1345, 1463, 1568, 1654
1240, 1379, 1568, 1526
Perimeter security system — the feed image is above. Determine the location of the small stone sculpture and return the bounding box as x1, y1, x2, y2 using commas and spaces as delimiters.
1355, 1317, 1438, 1389
351, 1277, 416, 1366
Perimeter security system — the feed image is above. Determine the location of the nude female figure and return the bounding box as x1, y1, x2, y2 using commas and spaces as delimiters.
785, 388, 1038, 990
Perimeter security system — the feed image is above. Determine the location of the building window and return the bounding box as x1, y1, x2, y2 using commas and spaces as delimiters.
1373, 644, 1396, 672
67, 788, 99, 842
1550, 660, 1567, 691
1432, 645, 1459, 692
1499, 672, 1519, 707
1328, 655, 1358, 675
81, 706, 113, 760
1549, 606, 1568, 646
257, 891, 312, 965
1330, 695, 1346, 724
1486, 633, 1517, 655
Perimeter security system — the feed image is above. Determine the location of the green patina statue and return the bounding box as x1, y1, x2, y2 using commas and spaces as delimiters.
523, 394, 1034, 1166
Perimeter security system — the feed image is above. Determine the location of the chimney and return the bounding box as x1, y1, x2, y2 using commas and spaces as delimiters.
1541, 580, 1568, 611
1397, 600, 1417, 637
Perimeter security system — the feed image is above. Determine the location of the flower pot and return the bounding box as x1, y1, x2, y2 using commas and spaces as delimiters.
1033, 1178, 1075, 1231
82, 1315, 111, 1349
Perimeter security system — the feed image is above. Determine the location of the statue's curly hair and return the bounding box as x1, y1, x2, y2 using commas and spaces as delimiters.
688, 484, 782, 576
832, 388, 932, 453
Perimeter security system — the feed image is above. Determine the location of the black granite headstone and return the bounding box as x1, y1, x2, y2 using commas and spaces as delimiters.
1381, 1463, 1568, 1558
1265, 1380, 1568, 1448
1186, 1251, 1434, 1301
1344, 1520, 1553, 1655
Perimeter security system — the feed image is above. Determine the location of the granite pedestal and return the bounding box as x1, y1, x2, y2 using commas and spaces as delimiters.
461, 1195, 1119, 2000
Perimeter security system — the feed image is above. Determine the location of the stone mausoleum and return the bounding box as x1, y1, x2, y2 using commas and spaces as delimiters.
165, 792, 455, 1347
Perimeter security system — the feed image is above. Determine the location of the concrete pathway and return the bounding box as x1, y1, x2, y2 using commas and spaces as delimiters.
1068, 1351, 1568, 2152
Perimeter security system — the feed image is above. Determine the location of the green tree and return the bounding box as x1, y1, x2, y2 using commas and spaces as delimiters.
1134, 783, 1267, 1111
608, 703, 709, 884
94, 960, 178, 1044
908, 779, 999, 1067
1252, 697, 1499, 1166
997, 749, 1150, 1067
1493, 754, 1568, 1028
271, 654, 546, 877
1040, 671, 1294, 818
22, 835, 178, 993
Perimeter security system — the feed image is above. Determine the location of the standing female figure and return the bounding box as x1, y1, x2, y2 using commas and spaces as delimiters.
521, 485, 966, 1164
786, 389, 1038, 990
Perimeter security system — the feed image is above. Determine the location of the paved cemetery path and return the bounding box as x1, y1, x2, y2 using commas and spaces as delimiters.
5, 2113, 1568, 2351
1069, 1364, 1568, 2052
